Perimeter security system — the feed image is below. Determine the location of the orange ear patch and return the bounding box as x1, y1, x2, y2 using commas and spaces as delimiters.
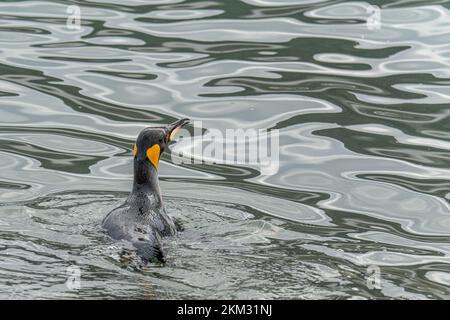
146, 144, 161, 169
133, 144, 137, 157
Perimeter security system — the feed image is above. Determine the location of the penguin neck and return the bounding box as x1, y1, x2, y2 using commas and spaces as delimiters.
131, 159, 162, 206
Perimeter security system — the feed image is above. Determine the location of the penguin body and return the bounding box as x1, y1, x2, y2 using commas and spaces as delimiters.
102, 119, 189, 262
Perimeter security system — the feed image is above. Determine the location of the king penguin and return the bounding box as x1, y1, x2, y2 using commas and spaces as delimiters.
102, 118, 189, 263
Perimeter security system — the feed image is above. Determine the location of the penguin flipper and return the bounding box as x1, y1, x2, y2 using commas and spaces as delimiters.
133, 239, 165, 263
173, 218, 184, 232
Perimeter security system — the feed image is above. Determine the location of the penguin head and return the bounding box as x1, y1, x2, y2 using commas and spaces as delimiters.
133, 118, 189, 171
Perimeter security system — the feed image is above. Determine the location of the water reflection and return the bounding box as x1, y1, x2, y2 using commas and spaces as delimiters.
0, 0, 449, 299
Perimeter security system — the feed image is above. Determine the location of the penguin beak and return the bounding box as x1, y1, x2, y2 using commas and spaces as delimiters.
165, 118, 190, 142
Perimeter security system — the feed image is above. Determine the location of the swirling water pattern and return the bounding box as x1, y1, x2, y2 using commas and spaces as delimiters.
0, 0, 449, 299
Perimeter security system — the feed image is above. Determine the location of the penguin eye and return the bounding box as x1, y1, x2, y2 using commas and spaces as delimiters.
133, 144, 137, 157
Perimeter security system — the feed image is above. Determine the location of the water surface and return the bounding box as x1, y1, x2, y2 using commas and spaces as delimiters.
0, 0, 450, 299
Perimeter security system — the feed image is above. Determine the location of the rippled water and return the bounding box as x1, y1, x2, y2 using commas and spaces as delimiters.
0, 0, 450, 299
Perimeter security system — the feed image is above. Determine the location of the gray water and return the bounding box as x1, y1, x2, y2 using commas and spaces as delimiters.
0, 0, 450, 300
